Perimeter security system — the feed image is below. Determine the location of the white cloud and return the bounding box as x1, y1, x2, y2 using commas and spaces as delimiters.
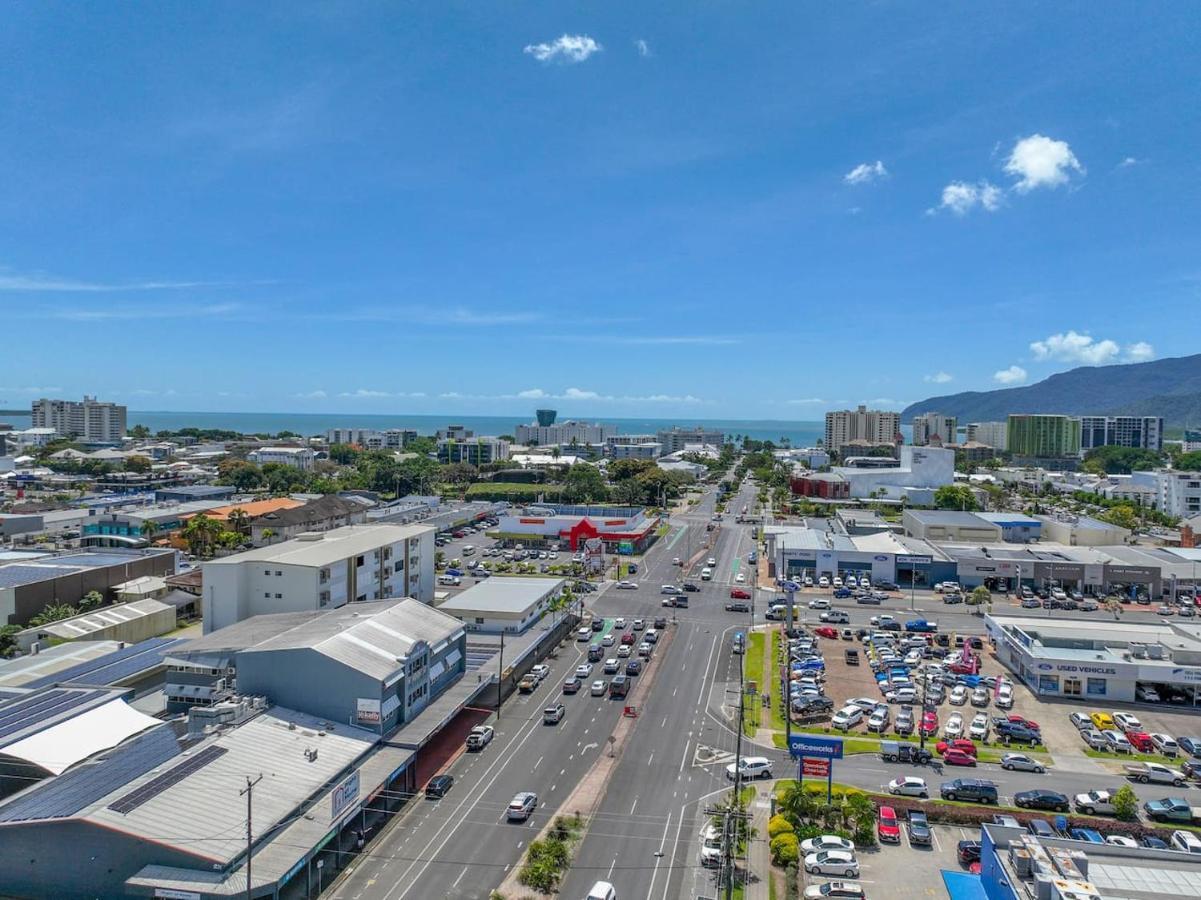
335, 389, 426, 399
1124, 341, 1155, 362
0, 267, 219, 292
935, 180, 1003, 215
634, 38, 650, 57
39, 302, 241, 321
786, 398, 826, 405
844, 160, 888, 185
924, 372, 954, 384
1029, 330, 1120, 365
993, 365, 1028, 385
294, 390, 328, 400
440, 387, 700, 404
1004, 134, 1084, 193
0, 385, 63, 394
1118, 156, 1141, 168
524, 34, 602, 64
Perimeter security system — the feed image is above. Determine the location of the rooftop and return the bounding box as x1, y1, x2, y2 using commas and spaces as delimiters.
904, 509, 997, 527
202, 523, 433, 568
437, 576, 565, 616
27, 598, 173, 641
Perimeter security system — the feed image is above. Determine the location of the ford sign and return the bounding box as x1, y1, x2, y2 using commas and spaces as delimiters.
1037, 664, 1053, 671
873, 555, 889, 562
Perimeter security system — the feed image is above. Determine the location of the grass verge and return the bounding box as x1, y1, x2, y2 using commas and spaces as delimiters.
743, 633, 766, 735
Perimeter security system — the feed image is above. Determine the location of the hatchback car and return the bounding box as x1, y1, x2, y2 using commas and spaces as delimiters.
907, 809, 932, 845
507, 791, 538, 821
943, 748, 976, 767
425, 774, 454, 799
543, 703, 565, 725
590, 680, 607, 696
877, 806, 900, 843
887, 776, 928, 798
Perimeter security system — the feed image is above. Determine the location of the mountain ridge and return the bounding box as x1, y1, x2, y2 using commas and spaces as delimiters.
901, 353, 1201, 428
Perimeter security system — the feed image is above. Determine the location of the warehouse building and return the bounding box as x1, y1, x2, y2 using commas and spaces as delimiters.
437, 576, 566, 634
986, 614, 1201, 705
938, 543, 1161, 597
1035, 513, 1131, 547
14, 597, 177, 652
496, 503, 659, 552
902, 510, 1042, 544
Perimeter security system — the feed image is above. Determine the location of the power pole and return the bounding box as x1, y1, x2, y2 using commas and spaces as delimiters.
241, 773, 263, 900
496, 630, 505, 720
727, 625, 747, 900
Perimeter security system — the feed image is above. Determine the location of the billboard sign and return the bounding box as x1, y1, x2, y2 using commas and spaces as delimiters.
331, 769, 361, 821
356, 698, 382, 724
802, 758, 831, 777
788, 734, 844, 759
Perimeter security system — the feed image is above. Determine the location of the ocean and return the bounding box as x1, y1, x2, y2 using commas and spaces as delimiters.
0, 411, 824, 446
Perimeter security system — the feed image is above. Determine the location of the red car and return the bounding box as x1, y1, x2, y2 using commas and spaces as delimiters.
729, 588, 752, 600
920, 710, 939, 736
943, 748, 977, 767
949, 659, 980, 675
1008, 715, 1039, 731
878, 805, 901, 843
936, 739, 978, 757
814, 626, 839, 639
1126, 730, 1155, 753
620, 632, 636, 646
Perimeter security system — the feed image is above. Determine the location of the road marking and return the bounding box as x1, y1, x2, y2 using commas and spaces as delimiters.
648, 752, 655, 766
679, 739, 691, 773
532, 755, 543, 771
646, 810, 674, 899
630, 797, 639, 815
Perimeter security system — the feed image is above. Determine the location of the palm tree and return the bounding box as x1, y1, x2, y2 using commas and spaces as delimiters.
182, 514, 221, 558
139, 519, 159, 543
227, 508, 249, 536
260, 528, 276, 545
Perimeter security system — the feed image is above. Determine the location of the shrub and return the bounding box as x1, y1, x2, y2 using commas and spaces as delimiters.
770, 833, 800, 868
784, 863, 800, 900
1113, 784, 1139, 822
767, 814, 795, 839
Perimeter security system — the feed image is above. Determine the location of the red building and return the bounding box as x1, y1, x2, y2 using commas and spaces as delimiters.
790, 473, 850, 500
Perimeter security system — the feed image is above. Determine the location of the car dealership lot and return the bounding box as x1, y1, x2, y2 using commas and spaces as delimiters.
802, 822, 968, 899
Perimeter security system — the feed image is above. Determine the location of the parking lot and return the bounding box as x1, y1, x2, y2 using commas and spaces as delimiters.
800, 822, 970, 899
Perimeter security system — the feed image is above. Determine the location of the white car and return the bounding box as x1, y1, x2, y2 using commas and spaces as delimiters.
601, 634, 615, 647
870, 614, 895, 627
887, 776, 928, 798
866, 708, 890, 732
969, 713, 990, 741
944, 713, 964, 739
818, 576, 830, 588
735, 572, 746, 584
590, 680, 606, 696
832, 577, 843, 588
1151, 733, 1181, 756
616, 581, 638, 590
803, 883, 865, 900
707, 557, 717, 567
1001, 753, 1046, 773
617, 645, 632, 658
803, 576, 814, 587
614, 617, 626, 628
725, 756, 774, 780
995, 686, 1014, 709
809, 597, 831, 610
575, 663, 593, 678
530, 664, 550, 681
1106, 835, 1138, 848
1102, 729, 1133, 753
1113, 712, 1142, 731
803, 850, 859, 878
848, 697, 880, 711
949, 686, 968, 706
800, 835, 856, 855
832, 706, 864, 730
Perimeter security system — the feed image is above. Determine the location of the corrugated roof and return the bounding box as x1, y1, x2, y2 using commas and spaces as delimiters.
202, 523, 431, 568
24, 637, 187, 690
438, 576, 564, 616
36, 598, 173, 640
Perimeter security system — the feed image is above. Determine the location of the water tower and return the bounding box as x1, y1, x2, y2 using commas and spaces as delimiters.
536, 409, 557, 426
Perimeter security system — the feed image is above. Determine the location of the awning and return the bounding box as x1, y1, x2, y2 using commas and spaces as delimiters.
444, 648, 463, 669
0, 699, 162, 775
941, 869, 986, 900
428, 660, 447, 681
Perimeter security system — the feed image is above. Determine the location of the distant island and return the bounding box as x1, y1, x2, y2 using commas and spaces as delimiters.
0, 409, 31, 416
903, 352, 1201, 430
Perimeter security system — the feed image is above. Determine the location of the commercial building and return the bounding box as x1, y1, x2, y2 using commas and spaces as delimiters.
247, 446, 317, 470
830, 445, 955, 501
974, 512, 1043, 543
154, 484, 237, 503
1007, 414, 1082, 459
437, 576, 566, 634
514, 419, 615, 446
31, 395, 127, 443
902, 509, 1004, 544
965, 420, 1008, 452
201, 523, 435, 633
15, 597, 176, 652
1036, 513, 1131, 547
911, 412, 957, 446
656, 427, 725, 455
1131, 468, 1201, 519
824, 405, 900, 455
496, 503, 659, 552
0, 549, 177, 627
789, 472, 850, 500
325, 427, 417, 449
607, 441, 662, 460
1184, 429, 1201, 453
437, 435, 510, 465
247, 494, 368, 544
79, 499, 230, 546
939, 542, 1160, 597
986, 613, 1201, 704
946, 440, 998, 463
775, 447, 831, 468
1080, 414, 1164, 452
764, 525, 948, 587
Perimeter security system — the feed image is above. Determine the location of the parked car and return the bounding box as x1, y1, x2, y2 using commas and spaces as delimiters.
1074, 789, 1119, 816
906, 809, 932, 845
877, 806, 900, 843
803, 883, 865, 900
887, 776, 929, 798
466, 724, 495, 751
803, 850, 859, 878
1001, 753, 1046, 773
1015, 790, 1069, 812
957, 840, 982, 865
941, 779, 998, 804
425, 774, 455, 799
800, 835, 856, 855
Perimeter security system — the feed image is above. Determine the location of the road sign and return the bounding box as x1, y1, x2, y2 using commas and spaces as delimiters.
802, 758, 831, 777
788, 734, 844, 759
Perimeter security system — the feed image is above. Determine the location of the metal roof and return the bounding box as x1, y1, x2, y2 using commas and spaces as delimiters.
0, 692, 161, 774
904, 509, 996, 527
438, 576, 564, 616
201, 523, 431, 568
0, 686, 119, 747
0, 641, 124, 689
35, 598, 173, 640
24, 637, 187, 690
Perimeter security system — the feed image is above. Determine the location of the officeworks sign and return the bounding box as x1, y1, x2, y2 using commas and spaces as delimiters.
788, 735, 844, 759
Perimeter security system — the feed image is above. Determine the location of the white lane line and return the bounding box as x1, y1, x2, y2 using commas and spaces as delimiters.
608, 857, 618, 878
679, 738, 691, 774
533, 755, 543, 771
648, 752, 655, 766
630, 797, 639, 815
645, 810, 674, 899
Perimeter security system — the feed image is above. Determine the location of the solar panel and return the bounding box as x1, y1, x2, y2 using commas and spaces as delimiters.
0, 688, 106, 743
106, 745, 228, 815
0, 725, 183, 823
26, 637, 185, 690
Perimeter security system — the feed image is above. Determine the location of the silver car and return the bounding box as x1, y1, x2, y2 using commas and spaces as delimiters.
1001, 753, 1046, 773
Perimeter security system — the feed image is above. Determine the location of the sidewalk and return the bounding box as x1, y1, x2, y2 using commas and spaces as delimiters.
745, 787, 774, 900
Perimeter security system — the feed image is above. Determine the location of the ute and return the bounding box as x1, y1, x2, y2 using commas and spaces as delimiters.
1144, 797, 1201, 824
904, 619, 938, 633
1125, 762, 1187, 786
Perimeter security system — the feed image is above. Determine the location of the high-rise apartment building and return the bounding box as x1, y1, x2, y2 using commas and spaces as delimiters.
656, 427, 726, 454
1006, 414, 1081, 459
514, 420, 616, 446
31, 395, 127, 443
325, 428, 417, 450
1079, 416, 1164, 452
824, 406, 900, 455
911, 412, 957, 446
965, 421, 1008, 452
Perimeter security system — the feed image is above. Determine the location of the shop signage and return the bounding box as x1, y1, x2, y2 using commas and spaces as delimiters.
788, 735, 844, 759
519, 518, 546, 524
356, 698, 382, 723
896, 554, 932, 565
873, 555, 889, 562
802, 758, 831, 777
154, 891, 202, 900
1166, 667, 1201, 684
331, 770, 361, 821
1037, 662, 1118, 675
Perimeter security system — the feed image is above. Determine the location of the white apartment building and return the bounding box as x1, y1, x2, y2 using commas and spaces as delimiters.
247, 446, 317, 470
608, 442, 662, 460
325, 428, 417, 450
831, 445, 955, 501
965, 421, 1008, 452
656, 427, 726, 454
514, 420, 615, 446
31, 396, 127, 443
201, 523, 435, 633
437, 436, 510, 465
824, 406, 900, 455
911, 412, 957, 446
1131, 469, 1201, 519
1079, 415, 1164, 452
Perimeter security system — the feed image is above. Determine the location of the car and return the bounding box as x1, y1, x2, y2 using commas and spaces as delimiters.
920, 710, 939, 736
600, 633, 616, 647
1074, 789, 1118, 816
815, 626, 839, 639
616, 580, 638, 590
877, 805, 901, 844
576, 627, 592, 642
425, 774, 454, 798
507, 791, 538, 821
1021, 597, 1041, 608
1001, 753, 1046, 773
562, 677, 581, 695
616, 645, 632, 658
957, 840, 982, 866
950, 685, 968, 706
1137, 685, 1162, 703
1113, 712, 1143, 731
575, 663, 593, 678
1015, 790, 1070, 812
832, 576, 844, 588
803, 883, 866, 900
1126, 730, 1155, 753
809, 598, 831, 610
907, 809, 932, 845
620, 632, 636, 645
682, 582, 700, 592
969, 713, 991, 740
625, 659, 642, 676
603, 658, 620, 674
632, 619, 645, 631
940, 779, 998, 804
1090, 711, 1116, 730
660, 584, 681, 595
590, 680, 607, 696
591, 619, 606, 632
1080, 727, 1108, 750
1171, 830, 1201, 854
943, 748, 976, 767
1103, 729, 1134, 753
937, 739, 978, 757
803, 850, 859, 878
730, 588, 752, 600
1069, 711, 1093, 731
970, 687, 990, 708
866, 708, 890, 732
1007, 714, 1040, 731
466, 724, 495, 751
586, 881, 618, 900
614, 617, 626, 628
735, 572, 746, 584
818, 576, 830, 588
1142, 835, 1170, 850
1107, 835, 1139, 847
1069, 828, 1105, 843
887, 776, 928, 798
543, 703, 566, 724
707, 557, 717, 567
945, 712, 965, 739
1158, 605, 1176, 616
726, 756, 774, 780
799, 835, 856, 855
1180, 737, 1201, 757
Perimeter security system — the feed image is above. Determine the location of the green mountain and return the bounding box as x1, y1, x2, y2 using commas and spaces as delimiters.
901, 353, 1201, 429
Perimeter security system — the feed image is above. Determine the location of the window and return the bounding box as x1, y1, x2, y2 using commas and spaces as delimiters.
320, 591, 330, 606
1087, 678, 1107, 696
356, 555, 365, 566
475, 617, 485, 624
275, 570, 282, 576
274, 593, 282, 599
1063, 678, 1082, 697
264, 569, 271, 576
264, 592, 271, 598
1037, 675, 1059, 694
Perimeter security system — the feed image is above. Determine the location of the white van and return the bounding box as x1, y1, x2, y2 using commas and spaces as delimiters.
586, 882, 617, 900
438, 574, 461, 586
701, 568, 713, 581
462, 545, 475, 556
699, 823, 722, 867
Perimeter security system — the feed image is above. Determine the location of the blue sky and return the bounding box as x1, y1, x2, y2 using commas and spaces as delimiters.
1, 3, 1198, 418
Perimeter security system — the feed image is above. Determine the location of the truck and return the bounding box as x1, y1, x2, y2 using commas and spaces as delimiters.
1124, 762, 1188, 786
1143, 797, 1201, 824
904, 619, 938, 633
879, 740, 932, 765
1073, 789, 1119, 816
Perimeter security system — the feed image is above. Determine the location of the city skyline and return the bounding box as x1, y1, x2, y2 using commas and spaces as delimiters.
1, 5, 1196, 415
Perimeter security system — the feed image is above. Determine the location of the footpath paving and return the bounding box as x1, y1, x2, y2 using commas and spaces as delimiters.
746, 786, 774, 900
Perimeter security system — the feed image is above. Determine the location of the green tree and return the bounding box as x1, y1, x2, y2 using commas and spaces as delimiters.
767, 814, 795, 839
1083, 445, 1167, 475
260, 527, 276, 545
609, 458, 656, 482
226, 508, 250, 536
129, 424, 151, 439
611, 478, 644, 505
79, 590, 104, 611
29, 603, 78, 627
1112, 784, 1139, 821
1100, 504, 1140, 530
139, 519, 159, 543
1177, 451, 1201, 471
0, 624, 21, 658
934, 484, 979, 511
969, 585, 992, 606
561, 463, 608, 503
770, 833, 800, 867
182, 514, 222, 557
328, 443, 361, 465
125, 454, 152, 473
219, 459, 264, 491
